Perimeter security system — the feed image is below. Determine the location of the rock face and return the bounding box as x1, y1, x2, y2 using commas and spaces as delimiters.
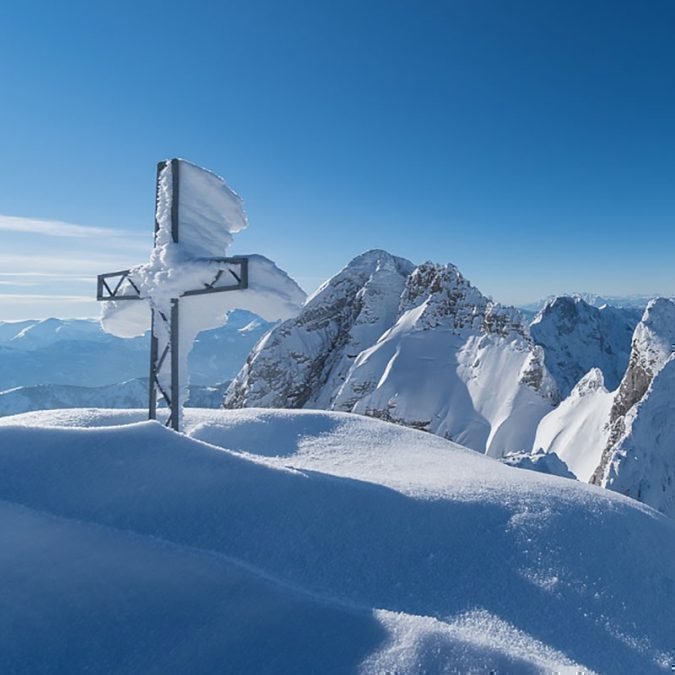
225, 251, 415, 410
530, 296, 641, 397
225, 250, 557, 457
589, 299, 675, 517
589, 357, 675, 518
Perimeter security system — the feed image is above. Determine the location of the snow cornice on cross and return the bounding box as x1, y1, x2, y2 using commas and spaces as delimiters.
96, 158, 305, 431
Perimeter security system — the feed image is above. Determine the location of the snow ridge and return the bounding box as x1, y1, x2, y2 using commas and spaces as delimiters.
1, 407, 674, 673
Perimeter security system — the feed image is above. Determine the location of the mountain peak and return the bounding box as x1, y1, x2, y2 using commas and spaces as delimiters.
226, 252, 554, 457
530, 295, 639, 397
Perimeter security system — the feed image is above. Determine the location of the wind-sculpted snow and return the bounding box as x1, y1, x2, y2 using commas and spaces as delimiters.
226, 251, 557, 457
0, 408, 674, 672
530, 296, 641, 397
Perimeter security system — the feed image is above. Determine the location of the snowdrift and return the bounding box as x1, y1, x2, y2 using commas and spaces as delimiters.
1, 408, 674, 673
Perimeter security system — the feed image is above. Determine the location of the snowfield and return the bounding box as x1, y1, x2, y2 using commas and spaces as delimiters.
1, 408, 674, 673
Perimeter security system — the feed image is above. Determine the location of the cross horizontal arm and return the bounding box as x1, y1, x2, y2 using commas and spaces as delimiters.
96, 257, 249, 301
182, 256, 249, 296
97, 270, 142, 301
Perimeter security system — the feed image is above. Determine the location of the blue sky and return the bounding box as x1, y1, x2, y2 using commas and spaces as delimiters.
1, 0, 674, 319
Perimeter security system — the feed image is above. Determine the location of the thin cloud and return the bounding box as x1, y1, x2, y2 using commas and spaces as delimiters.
0, 214, 145, 239
0, 294, 93, 303
0, 253, 145, 275
0, 272, 95, 283
0, 215, 151, 320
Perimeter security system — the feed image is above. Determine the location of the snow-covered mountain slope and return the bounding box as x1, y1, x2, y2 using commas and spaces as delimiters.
500, 448, 575, 478
1, 408, 674, 673
529, 296, 641, 397
0, 311, 272, 390
0, 379, 228, 416
533, 368, 614, 481
531, 299, 675, 517
605, 298, 675, 426
226, 250, 557, 457
591, 356, 675, 518
0, 319, 36, 343
226, 250, 415, 410
588, 299, 675, 516
188, 310, 272, 385
1, 317, 105, 350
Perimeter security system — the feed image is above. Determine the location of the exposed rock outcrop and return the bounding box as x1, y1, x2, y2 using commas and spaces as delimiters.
530, 296, 641, 397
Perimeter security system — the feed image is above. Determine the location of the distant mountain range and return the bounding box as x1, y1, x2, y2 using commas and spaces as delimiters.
0, 310, 272, 392
519, 292, 667, 315
0, 378, 229, 416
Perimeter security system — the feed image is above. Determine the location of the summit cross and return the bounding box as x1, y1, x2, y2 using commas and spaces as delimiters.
96, 158, 249, 431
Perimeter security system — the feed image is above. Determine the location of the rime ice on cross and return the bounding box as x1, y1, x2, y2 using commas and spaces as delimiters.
97, 159, 249, 431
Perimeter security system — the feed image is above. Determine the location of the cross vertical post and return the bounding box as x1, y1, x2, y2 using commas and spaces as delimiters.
148, 159, 182, 430
148, 311, 158, 420
169, 297, 180, 430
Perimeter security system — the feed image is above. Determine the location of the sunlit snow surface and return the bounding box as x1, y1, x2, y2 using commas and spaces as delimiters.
1, 408, 674, 673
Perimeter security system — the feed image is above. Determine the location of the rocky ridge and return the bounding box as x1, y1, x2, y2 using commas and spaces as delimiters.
530, 296, 641, 397
589, 300, 675, 510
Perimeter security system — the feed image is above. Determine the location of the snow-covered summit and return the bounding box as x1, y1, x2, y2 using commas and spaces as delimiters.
2, 318, 108, 350
226, 250, 556, 457
226, 249, 413, 410
305, 248, 414, 304
0, 407, 673, 673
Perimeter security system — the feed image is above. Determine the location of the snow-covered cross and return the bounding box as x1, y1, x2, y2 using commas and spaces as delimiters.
96, 158, 305, 431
